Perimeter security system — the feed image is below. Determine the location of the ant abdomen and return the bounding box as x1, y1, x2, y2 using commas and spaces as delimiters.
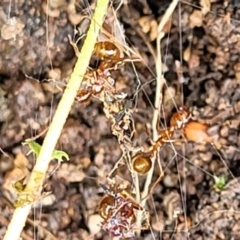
132, 152, 152, 175
99, 195, 115, 220
94, 41, 121, 60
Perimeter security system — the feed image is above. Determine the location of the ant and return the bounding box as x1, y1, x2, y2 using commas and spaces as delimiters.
99, 106, 215, 236
131, 107, 191, 198
99, 182, 150, 238
131, 106, 217, 199
76, 40, 140, 103
76, 65, 115, 102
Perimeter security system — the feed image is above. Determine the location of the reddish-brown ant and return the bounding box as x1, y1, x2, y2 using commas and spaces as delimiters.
131, 106, 215, 199
131, 107, 191, 198
76, 41, 137, 103
99, 106, 215, 236
76, 66, 115, 102
99, 183, 150, 238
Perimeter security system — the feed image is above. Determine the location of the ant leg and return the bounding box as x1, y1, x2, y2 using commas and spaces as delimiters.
76, 88, 92, 103
107, 156, 125, 180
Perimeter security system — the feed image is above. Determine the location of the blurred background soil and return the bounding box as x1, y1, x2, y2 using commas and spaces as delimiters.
1, 0, 240, 239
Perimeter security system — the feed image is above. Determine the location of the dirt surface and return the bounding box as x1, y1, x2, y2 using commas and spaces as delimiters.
1, 0, 240, 239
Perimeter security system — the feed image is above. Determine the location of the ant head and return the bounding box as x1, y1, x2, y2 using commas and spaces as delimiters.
170, 107, 192, 129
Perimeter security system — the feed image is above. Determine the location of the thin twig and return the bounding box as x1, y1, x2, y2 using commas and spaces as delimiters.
3, 0, 109, 239
142, 0, 179, 207
134, 160, 142, 236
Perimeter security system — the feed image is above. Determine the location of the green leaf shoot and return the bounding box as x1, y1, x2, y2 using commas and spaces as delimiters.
22, 140, 69, 163
214, 175, 227, 190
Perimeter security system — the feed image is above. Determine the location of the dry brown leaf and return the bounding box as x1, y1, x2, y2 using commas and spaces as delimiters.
189, 10, 203, 28
183, 46, 191, 62
67, 1, 82, 25
1, 17, 24, 40
88, 214, 102, 235
14, 152, 29, 171
138, 16, 158, 41
200, 0, 211, 15
48, 68, 61, 80
3, 153, 29, 202
94, 148, 105, 167
149, 19, 158, 41
138, 16, 153, 34
68, 13, 82, 25
188, 52, 200, 69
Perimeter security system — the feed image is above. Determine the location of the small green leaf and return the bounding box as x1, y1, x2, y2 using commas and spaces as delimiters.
52, 149, 69, 163
214, 175, 227, 190
22, 140, 69, 163
22, 140, 41, 157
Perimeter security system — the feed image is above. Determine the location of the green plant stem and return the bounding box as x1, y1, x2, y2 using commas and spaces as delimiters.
3, 0, 109, 239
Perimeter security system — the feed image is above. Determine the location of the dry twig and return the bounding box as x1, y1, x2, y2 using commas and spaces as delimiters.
142, 0, 179, 207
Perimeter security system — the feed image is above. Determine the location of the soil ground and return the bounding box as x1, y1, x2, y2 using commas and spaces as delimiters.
1, 0, 240, 239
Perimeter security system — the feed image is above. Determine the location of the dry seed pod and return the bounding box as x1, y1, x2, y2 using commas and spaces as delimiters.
184, 121, 213, 143
132, 154, 152, 175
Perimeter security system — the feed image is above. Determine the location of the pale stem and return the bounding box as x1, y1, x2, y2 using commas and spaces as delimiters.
142, 0, 179, 207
